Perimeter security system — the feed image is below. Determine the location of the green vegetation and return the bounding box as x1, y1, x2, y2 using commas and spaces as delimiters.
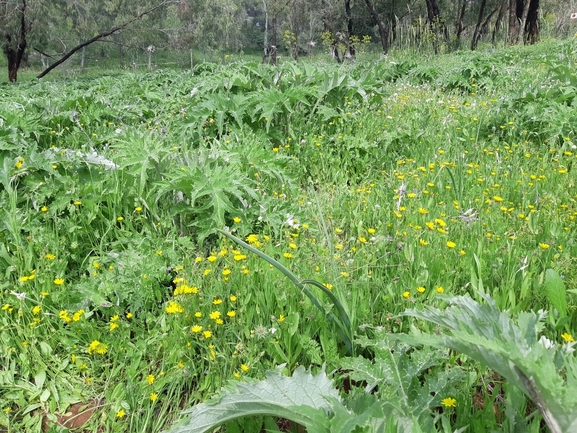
2, 0, 557, 83
1, 37, 577, 432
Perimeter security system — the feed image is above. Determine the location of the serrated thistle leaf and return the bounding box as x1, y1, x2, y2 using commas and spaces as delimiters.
401, 294, 577, 433
163, 366, 341, 433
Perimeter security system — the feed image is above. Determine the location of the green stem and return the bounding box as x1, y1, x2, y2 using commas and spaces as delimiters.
218, 229, 354, 355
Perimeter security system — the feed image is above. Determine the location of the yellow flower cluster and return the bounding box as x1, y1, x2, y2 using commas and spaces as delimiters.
87, 340, 108, 355
165, 301, 184, 314
173, 283, 199, 296
59, 309, 84, 323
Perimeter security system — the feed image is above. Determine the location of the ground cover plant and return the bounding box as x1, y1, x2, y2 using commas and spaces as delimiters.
1, 37, 577, 432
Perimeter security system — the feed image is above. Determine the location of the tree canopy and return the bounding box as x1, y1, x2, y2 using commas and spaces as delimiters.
2, 0, 567, 81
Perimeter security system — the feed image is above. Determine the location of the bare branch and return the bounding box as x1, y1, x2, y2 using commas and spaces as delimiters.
33, 48, 56, 58
36, 0, 171, 79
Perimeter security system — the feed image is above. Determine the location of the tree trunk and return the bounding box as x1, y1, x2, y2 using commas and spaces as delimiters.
364, 0, 389, 56
345, 0, 355, 59
425, 0, 439, 53
425, 0, 447, 47
262, 0, 269, 63
508, 0, 517, 44
308, 12, 316, 59
492, 0, 508, 45
271, 15, 278, 65
333, 43, 342, 63
471, 0, 488, 50
5, 39, 27, 82
455, 0, 467, 41
516, 0, 531, 44
525, 0, 539, 44
3, 0, 27, 82
480, 5, 500, 40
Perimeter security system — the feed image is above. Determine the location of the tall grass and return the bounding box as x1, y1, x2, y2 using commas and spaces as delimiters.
0, 39, 576, 432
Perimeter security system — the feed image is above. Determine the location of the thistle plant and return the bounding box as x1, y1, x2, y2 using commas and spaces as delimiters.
2, 40, 577, 433
402, 293, 577, 433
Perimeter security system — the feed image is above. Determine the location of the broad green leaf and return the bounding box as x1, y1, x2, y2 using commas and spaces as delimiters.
544, 269, 567, 317
402, 294, 577, 433
34, 370, 46, 390
164, 366, 340, 433
40, 388, 51, 403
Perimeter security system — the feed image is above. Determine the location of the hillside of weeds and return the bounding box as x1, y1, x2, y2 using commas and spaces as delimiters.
1, 38, 577, 432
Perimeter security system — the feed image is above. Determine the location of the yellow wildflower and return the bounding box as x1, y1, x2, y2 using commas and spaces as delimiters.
441, 397, 456, 408
87, 340, 108, 355
165, 301, 184, 314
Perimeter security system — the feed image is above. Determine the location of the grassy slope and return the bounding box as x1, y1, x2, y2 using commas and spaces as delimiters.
1, 39, 576, 432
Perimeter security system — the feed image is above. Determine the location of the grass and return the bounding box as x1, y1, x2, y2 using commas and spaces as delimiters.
1, 37, 576, 432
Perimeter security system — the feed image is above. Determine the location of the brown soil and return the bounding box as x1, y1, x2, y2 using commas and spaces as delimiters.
42, 398, 102, 432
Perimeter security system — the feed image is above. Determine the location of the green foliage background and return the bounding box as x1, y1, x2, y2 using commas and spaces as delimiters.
1, 37, 577, 432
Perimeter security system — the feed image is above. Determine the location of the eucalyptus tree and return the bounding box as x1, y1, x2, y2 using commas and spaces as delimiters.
471, 0, 502, 49
175, 0, 247, 63
510, 0, 539, 44
1, 0, 67, 81
278, 0, 326, 61
316, 0, 348, 61
344, 0, 355, 57
1, 0, 174, 81
424, 0, 448, 52
363, 0, 417, 56
363, 0, 390, 55
110, 1, 172, 67
260, 0, 293, 64
64, 0, 101, 68
466, 0, 539, 50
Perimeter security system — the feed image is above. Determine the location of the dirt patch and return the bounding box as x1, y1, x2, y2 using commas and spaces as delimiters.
42, 398, 102, 432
